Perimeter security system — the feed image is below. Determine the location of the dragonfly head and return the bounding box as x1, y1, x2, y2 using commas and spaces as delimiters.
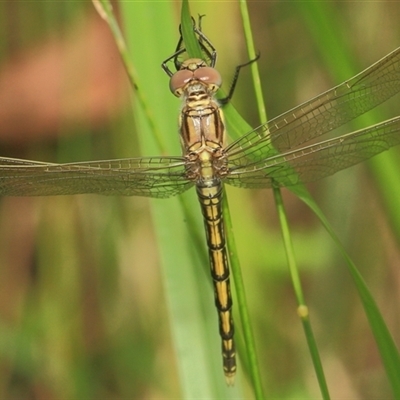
169, 58, 222, 98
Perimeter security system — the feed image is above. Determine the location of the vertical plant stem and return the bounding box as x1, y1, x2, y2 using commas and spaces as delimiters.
223, 193, 265, 398
274, 188, 330, 400
239, 0, 330, 397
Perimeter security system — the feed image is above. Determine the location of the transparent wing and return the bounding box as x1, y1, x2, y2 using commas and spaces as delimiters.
0, 156, 193, 197
225, 116, 400, 189
226, 46, 400, 165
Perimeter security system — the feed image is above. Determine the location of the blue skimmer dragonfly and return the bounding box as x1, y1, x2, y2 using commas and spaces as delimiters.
1, 22, 400, 384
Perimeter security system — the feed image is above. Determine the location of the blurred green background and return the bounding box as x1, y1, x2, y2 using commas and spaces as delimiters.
0, 1, 399, 399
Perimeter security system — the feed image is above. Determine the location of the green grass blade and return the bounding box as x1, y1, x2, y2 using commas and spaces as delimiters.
294, 3, 400, 396
238, 0, 267, 125
294, 184, 400, 395
273, 187, 330, 400
117, 1, 244, 396
181, 1, 262, 392
239, 0, 330, 397
93, 0, 166, 153
179, 1, 264, 392
119, 3, 213, 395
181, 0, 203, 59
222, 191, 265, 397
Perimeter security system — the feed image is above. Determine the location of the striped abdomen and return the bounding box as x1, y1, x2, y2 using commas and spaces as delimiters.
196, 183, 236, 384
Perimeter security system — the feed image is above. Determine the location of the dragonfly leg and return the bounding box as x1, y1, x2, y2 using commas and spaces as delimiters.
161, 16, 218, 76
219, 52, 261, 105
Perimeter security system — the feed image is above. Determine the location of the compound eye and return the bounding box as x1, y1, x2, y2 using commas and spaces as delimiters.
193, 67, 222, 92
169, 69, 193, 97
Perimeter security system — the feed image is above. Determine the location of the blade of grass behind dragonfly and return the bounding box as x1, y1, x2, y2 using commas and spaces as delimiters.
172, 2, 248, 394
237, 0, 330, 398
294, 2, 400, 396
107, 1, 244, 396
94, 0, 165, 152
180, 0, 203, 60
181, 0, 261, 392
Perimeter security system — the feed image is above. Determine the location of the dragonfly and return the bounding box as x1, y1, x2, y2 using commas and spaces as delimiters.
1, 22, 400, 384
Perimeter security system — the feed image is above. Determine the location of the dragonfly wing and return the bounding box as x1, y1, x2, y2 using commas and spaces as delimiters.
0, 156, 193, 197
225, 116, 400, 189
226, 46, 400, 164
